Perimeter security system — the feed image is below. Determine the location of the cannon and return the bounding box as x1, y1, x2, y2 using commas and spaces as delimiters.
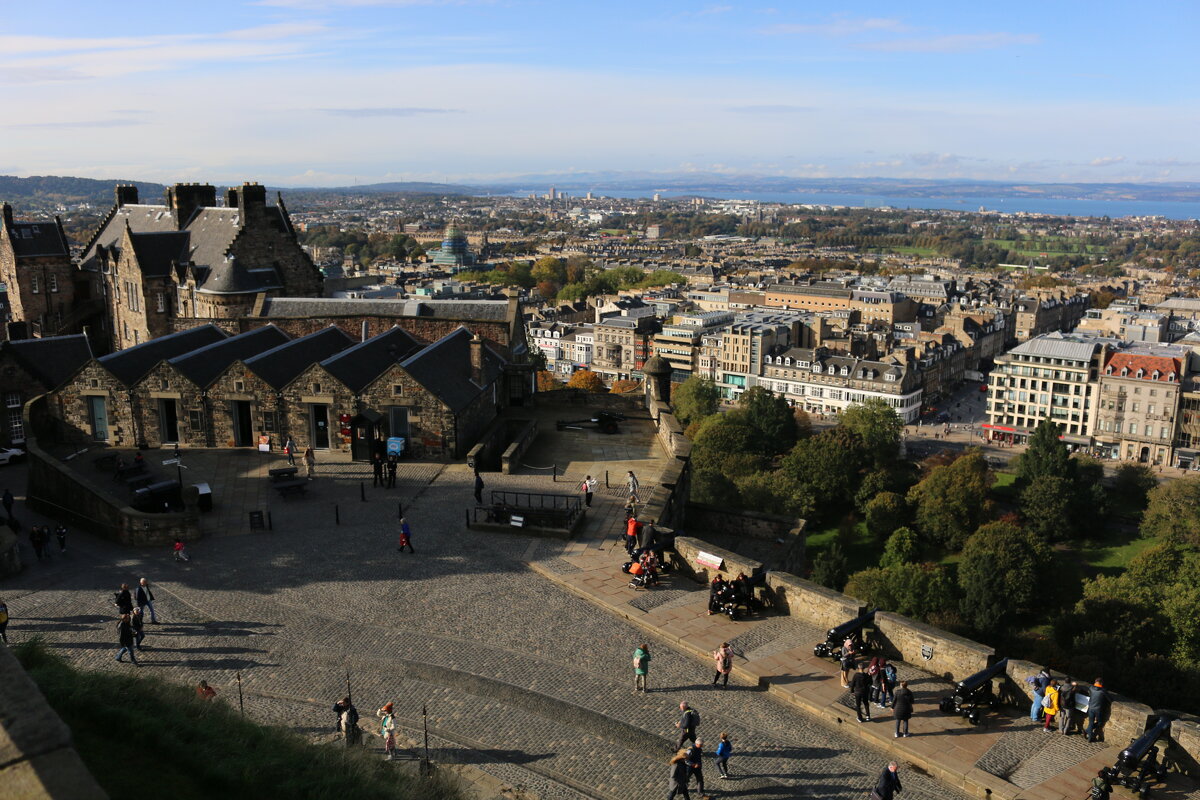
1099, 716, 1172, 798
556, 410, 626, 434
938, 658, 1009, 725
813, 609, 877, 660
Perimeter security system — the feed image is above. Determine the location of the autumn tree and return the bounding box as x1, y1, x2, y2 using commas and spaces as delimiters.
565, 370, 606, 392
536, 371, 563, 392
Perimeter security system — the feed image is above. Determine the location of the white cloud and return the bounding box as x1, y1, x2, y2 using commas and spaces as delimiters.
762, 17, 909, 37
696, 5, 733, 15
728, 104, 813, 113
320, 107, 463, 116
860, 32, 1040, 53
1089, 156, 1126, 167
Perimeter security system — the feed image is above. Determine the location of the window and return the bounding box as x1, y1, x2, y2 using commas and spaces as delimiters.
188, 409, 205, 430
160, 379, 169, 391
49, 274, 58, 293
234, 381, 245, 392
156, 292, 165, 312
312, 382, 322, 394
123, 322, 129, 341
262, 411, 278, 432
8, 409, 23, 442
393, 384, 404, 396
31, 275, 38, 294
4, 392, 19, 408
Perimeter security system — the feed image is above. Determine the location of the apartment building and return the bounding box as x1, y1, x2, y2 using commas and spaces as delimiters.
591, 314, 659, 382
1093, 344, 1188, 464
651, 310, 734, 383
760, 346, 922, 422
1012, 291, 1089, 342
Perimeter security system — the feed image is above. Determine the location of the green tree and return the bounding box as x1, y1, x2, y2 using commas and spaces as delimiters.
672, 376, 720, 428
1141, 477, 1200, 544
906, 449, 993, 550
1016, 419, 1074, 484
864, 491, 907, 541
729, 386, 797, 456
733, 470, 801, 517
793, 408, 813, 440
880, 527, 920, 568
781, 429, 868, 519
957, 521, 1050, 635
810, 542, 849, 591
565, 370, 606, 392
839, 398, 903, 467
854, 466, 916, 513
844, 562, 956, 620
1019, 475, 1076, 542
1112, 463, 1157, 511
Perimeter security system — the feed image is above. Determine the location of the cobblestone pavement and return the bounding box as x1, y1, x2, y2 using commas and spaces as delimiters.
3, 413, 972, 800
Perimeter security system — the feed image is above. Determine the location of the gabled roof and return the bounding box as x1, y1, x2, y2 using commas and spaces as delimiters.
1104, 350, 1184, 382
245, 326, 357, 389
3, 334, 93, 389
98, 325, 229, 386
401, 327, 505, 412
168, 325, 291, 388
320, 326, 424, 393
128, 231, 189, 278
254, 297, 513, 321
5, 219, 70, 258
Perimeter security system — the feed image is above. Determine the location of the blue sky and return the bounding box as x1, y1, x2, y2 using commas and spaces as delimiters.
0, 1, 1196, 186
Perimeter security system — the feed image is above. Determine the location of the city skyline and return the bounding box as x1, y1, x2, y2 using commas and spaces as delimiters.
1, 1, 1197, 186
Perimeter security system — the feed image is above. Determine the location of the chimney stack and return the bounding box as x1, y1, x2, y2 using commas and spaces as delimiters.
469, 333, 484, 385
165, 183, 216, 229
114, 184, 139, 208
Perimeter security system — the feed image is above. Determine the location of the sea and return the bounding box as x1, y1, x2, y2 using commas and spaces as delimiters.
504, 188, 1200, 220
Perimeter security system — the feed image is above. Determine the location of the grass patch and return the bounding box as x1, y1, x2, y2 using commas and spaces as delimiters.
989, 471, 1019, 503
13, 640, 460, 800
1077, 533, 1157, 575
806, 520, 879, 575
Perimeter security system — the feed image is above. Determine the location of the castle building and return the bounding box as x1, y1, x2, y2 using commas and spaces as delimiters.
78, 183, 323, 351
0, 204, 78, 337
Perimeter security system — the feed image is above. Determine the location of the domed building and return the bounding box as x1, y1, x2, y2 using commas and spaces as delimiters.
430, 224, 477, 270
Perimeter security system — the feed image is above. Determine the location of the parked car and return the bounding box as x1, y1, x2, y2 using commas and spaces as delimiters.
0, 448, 25, 466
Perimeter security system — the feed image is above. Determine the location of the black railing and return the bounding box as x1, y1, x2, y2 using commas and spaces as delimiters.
474, 490, 583, 530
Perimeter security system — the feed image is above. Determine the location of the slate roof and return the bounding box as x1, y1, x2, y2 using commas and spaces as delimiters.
255, 297, 512, 321
128, 232, 189, 278
319, 327, 425, 393
245, 326, 357, 390
98, 325, 229, 386
4, 334, 93, 389
168, 325, 291, 388
1009, 332, 1105, 362
5, 220, 70, 258
401, 327, 505, 412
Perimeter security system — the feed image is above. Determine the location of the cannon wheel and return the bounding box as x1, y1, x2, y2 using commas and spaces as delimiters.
938, 697, 955, 714
601, 421, 619, 434
967, 708, 983, 725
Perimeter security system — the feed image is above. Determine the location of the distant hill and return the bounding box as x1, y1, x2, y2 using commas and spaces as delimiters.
0, 175, 167, 208
323, 180, 495, 194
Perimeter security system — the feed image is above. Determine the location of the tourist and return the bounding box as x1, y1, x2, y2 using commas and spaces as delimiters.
1029, 666, 1051, 723
54, 525, 67, 554
879, 660, 898, 709
386, 455, 397, 488
874, 762, 903, 800
668, 750, 692, 800
1042, 679, 1060, 731
684, 739, 705, 797
638, 550, 660, 587
173, 538, 190, 562
712, 643, 733, 689
136, 578, 158, 623
675, 701, 699, 749
474, 472, 484, 505
303, 445, 316, 480
581, 474, 597, 508
850, 664, 873, 722
115, 583, 134, 615
333, 696, 361, 746
376, 702, 396, 760
634, 643, 651, 693
0, 596, 8, 643
196, 680, 216, 700
1059, 681, 1078, 735
867, 656, 883, 704
839, 646, 855, 689
131, 607, 146, 650
1086, 679, 1109, 743
892, 680, 914, 738
714, 732, 732, 779
284, 436, 297, 466
115, 613, 138, 665
625, 515, 642, 556
626, 470, 640, 503
398, 518, 414, 553
372, 453, 384, 487
29, 526, 44, 561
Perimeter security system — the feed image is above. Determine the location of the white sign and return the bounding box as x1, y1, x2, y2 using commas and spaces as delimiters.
696, 551, 723, 570
161, 458, 180, 466
510, 515, 525, 528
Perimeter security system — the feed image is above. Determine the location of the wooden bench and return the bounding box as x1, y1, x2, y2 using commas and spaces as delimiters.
273, 478, 308, 498
268, 466, 299, 482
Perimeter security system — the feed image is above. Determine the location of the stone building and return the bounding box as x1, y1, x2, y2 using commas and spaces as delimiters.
0, 204, 79, 336
761, 346, 922, 422
0, 335, 93, 448
78, 183, 323, 351
1094, 344, 1188, 464
591, 314, 659, 383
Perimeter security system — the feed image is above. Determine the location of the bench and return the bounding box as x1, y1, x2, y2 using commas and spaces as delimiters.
268, 466, 299, 482
273, 479, 308, 498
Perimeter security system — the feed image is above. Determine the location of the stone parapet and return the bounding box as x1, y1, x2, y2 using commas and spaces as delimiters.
764, 571, 861, 631
671, 536, 762, 583
1005, 658, 1153, 747
874, 611, 994, 683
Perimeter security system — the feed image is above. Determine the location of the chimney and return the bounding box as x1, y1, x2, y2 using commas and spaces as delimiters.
114, 184, 139, 208
235, 182, 267, 222
361, 320, 369, 342
165, 183, 216, 229
469, 333, 484, 385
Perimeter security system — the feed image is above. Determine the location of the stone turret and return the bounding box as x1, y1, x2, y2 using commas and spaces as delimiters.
642, 354, 672, 403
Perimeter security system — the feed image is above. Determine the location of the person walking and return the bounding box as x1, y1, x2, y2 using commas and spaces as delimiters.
386, 455, 398, 489
372, 453, 385, 488
196, 680, 217, 700
376, 702, 397, 760
474, 472, 484, 505
115, 613, 138, 665
714, 732, 732, 779
115, 583, 134, 615
668, 750, 692, 800
850, 664, 873, 722
712, 643, 733, 689
1059, 681, 1078, 735
173, 538, 190, 562
1029, 666, 1050, 723
684, 739, 706, 798
1086, 679, 1109, 743
839, 645, 855, 688
131, 607, 146, 650
675, 702, 699, 749
1042, 679, 1060, 731
2, 488, 13, 519
398, 518, 414, 553
334, 696, 361, 746
136, 578, 158, 623
874, 762, 903, 800
54, 525, 67, 555
284, 436, 297, 467
634, 643, 652, 693
0, 597, 9, 643
892, 680, 914, 738
303, 446, 316, 480
581, 475, 597, 508
626, 470, 640, 504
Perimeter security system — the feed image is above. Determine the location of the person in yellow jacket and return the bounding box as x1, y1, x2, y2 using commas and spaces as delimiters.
1041, 679, 1060, 731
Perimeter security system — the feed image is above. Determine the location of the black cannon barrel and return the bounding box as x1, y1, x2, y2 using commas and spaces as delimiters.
1117, 716, 1172, 771
825, 608, 878, 642
954, 657, 1010, 696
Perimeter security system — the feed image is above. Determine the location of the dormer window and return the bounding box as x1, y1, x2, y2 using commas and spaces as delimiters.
1152, 371, 1160, 380
1168, 373, 1176, 382
1136, 369, 1144, 379
1106, 366, 1113, 375
840, 366, 849, 376
812, 363, 822, 373
784, 357, 791, 366
1121, 367, 1129, 377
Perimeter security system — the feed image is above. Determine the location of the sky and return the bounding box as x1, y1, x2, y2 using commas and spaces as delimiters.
0, 0, 1197, 187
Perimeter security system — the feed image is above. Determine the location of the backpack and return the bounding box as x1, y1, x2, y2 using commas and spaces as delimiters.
884, 664, 898, 683
1042, 692, 1054, 709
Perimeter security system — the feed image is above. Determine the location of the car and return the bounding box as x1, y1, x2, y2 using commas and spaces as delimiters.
0, 447, 25, 466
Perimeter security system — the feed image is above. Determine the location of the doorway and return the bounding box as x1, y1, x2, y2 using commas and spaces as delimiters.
310, 404, 330, 449
87, 396, 108, 441
232, 401, 254, 447
351, 409, 386, 461
158, 399, 179, 444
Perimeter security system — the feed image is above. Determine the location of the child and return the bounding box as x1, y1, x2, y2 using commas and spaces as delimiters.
173, 539, 189, 562
376, 702, 396, 759
715, 732, 733, 779
398, 518, 414, 553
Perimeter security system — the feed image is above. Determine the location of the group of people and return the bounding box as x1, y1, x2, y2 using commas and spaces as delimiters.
838, 638, 914, 737
370, 452, 400, 488
1029, 669, 1110, 741
282, 437, 317, 479
28, 523, 66, 561
331, 696, 401, 761
705, 573, 756, 619
668, 701, 733, 799
112, 577, 158, 666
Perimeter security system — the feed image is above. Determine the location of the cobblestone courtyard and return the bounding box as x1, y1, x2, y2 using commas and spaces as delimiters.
5, 411, 977, 800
